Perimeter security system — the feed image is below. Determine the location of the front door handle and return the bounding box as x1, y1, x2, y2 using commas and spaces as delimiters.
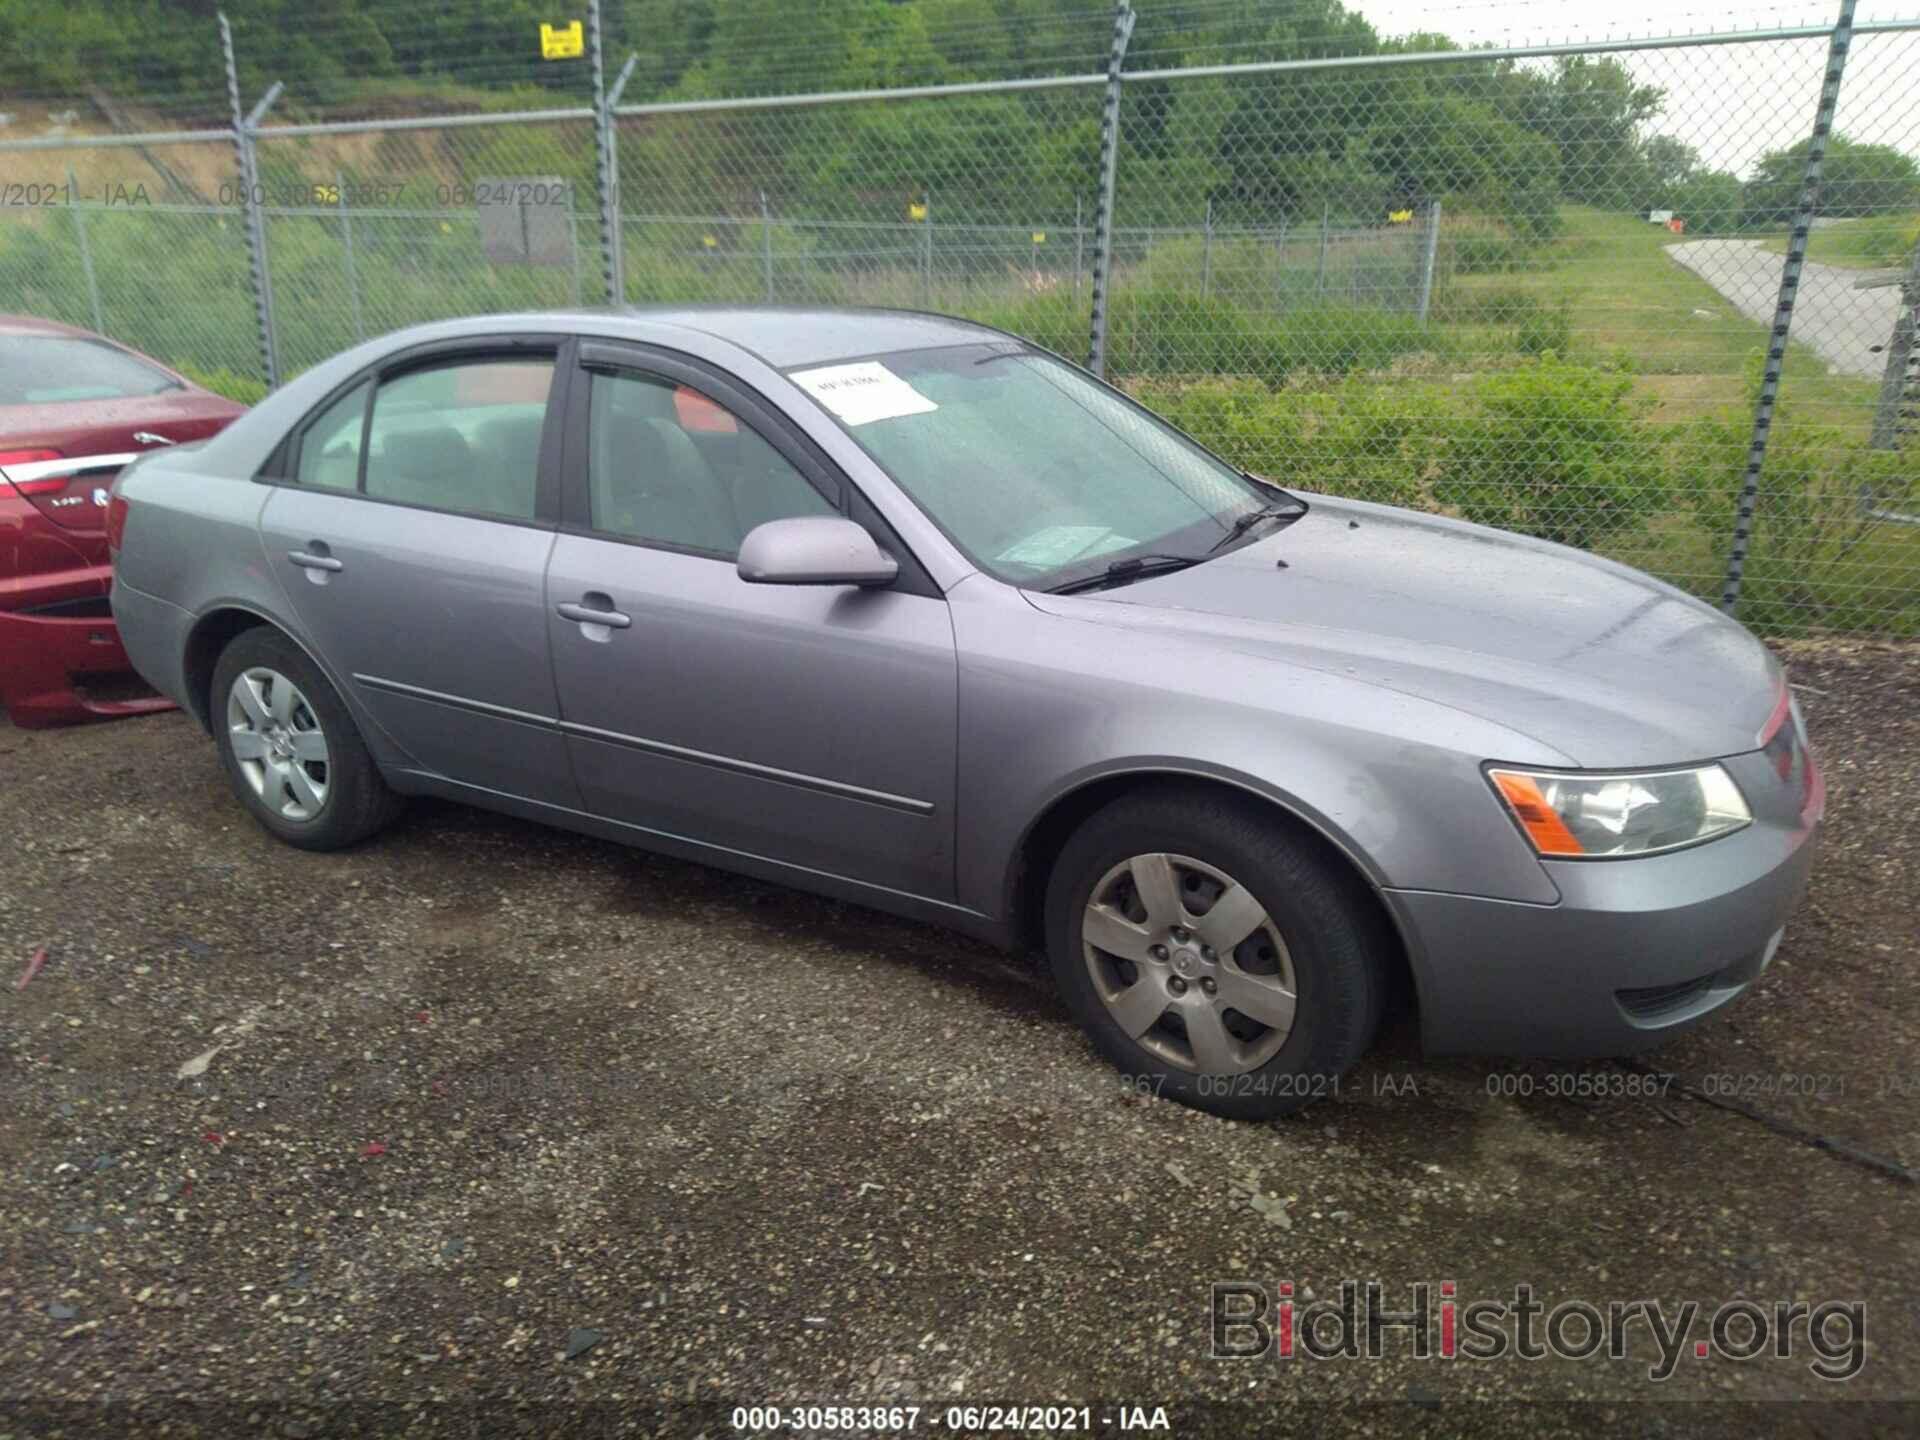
557, 598, 632, 630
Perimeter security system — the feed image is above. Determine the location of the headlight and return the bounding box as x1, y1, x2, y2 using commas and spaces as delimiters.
1488, 764, 1751, 858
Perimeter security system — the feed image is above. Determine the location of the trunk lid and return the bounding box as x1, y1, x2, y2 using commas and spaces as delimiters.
0, 390, 245, 534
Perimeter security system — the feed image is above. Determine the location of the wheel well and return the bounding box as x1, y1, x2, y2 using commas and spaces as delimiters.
1010, 772, 1419, 1020
181, 609, 270, 732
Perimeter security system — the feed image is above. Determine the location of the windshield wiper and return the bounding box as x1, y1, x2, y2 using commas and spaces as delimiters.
1207, 499, 1307, 554
1044, 553, 1202, 595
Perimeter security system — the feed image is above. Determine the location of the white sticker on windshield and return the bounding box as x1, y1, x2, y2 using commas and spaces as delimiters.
996, 526, 1137, 569
790, 361, 938, 427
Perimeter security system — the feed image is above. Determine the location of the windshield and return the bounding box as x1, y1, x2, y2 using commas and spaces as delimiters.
0, 336, 180, 405
787, 343, 1284, 588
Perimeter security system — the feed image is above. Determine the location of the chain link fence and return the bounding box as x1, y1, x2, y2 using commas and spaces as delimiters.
3, 4, 1917, 635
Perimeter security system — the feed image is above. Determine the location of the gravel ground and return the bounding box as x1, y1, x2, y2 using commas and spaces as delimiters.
1, 640, 1916, 1437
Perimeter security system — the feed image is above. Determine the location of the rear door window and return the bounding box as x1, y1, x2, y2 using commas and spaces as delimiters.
361, 357, 555, 520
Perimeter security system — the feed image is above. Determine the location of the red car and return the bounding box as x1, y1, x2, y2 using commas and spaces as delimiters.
0, 316, 247, 726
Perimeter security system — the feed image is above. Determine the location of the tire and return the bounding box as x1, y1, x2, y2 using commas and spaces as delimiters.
210, 626, 402, 851
1044, 786, 1389, 1121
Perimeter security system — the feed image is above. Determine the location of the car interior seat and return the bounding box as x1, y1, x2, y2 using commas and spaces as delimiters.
373, 425, 473, 510
472, 411, 544, 517
596, 404, 740, 553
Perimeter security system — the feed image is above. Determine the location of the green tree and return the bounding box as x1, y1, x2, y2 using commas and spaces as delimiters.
1742, 133, 1920, 225
1495, 56, 1663, 208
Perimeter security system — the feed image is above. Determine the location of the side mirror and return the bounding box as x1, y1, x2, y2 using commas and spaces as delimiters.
736, 515, 899, 588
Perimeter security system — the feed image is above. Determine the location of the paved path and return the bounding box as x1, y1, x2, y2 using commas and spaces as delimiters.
1666, 236, 1901, 379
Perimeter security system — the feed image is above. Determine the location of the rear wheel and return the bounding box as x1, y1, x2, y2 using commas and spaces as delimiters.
211, 627, 400, 851
1045, 788, 1389, 1120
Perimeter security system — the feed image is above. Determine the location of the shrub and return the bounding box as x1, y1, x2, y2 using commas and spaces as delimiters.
1685, 407, 1920, 632
1810, 212, 1920, 269
982, 288, 1435, 384
1514, 301, 1572, 357
1269, 305, 1433, 378
173, 362, 269, 405
1145, 356, 1670, 544
1138, 377, 1306, 480
1444, 220, 1528, 275
1430, 356, 1666, 551
973, 289, 1089, 361
1139, 375, 1439, 511
1281, 377, 1445, 509
1433, 285, 1542, 326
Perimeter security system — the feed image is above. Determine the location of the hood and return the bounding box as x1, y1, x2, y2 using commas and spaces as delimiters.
1024, 495, 1781, 768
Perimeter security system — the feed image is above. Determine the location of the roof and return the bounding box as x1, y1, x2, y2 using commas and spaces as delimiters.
0, 314, 101, 340
614, 305, 1009, 369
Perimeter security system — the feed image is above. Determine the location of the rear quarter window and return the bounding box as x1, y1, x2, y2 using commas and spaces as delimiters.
295, 381, 371, 491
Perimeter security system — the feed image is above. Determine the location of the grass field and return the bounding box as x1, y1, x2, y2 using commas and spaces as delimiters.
1762, 212, 1920, 270
1442, 207, 1881, 428
1140, 206, 1919, 634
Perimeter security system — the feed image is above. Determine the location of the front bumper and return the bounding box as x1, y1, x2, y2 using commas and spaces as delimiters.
0, 596, 176, 728
1386, 747, 1822, 1058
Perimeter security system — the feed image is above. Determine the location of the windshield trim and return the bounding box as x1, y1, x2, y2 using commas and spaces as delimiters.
781, 341, 1289, 591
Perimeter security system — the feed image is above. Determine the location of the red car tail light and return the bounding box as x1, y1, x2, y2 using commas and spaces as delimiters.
0, 448, 67, 495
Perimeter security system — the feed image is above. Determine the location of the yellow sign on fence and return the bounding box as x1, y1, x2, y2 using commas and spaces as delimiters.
1387, 208, 1413, 224
540, 21, 584, 60
1031, 231, 1046, 244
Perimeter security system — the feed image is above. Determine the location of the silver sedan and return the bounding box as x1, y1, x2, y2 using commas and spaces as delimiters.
109, 307, 1823, 1118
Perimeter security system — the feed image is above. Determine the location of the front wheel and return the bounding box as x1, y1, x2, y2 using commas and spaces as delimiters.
210, 626, 401, 851
1045, 788, 1389, 1120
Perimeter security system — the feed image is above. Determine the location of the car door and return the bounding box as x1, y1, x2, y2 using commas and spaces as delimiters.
545, 341, 958, 900
256, 336, 580, 808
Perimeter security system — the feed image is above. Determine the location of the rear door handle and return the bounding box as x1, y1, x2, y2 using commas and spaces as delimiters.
557, 599, 632, 629
287, 542, 343, 585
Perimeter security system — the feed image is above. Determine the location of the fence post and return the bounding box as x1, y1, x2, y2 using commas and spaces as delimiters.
66, 164, 105, 334
1416, 197, 1441, 325
1720, 0, 1857, 616
1272, 215, 1288, 311
759, 189, 775, 303
921, 191, 933, 306
1201, 197, 1213, 298
335, 170, 364, 341
588, 0, 639, 307
568, 212, 583, 306
1073, 194, 1084, 302
1867, 240, 1919, 451
220, 12, 282, 388
1085, 0, 1136, 378
1315, 200, 1330, 297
